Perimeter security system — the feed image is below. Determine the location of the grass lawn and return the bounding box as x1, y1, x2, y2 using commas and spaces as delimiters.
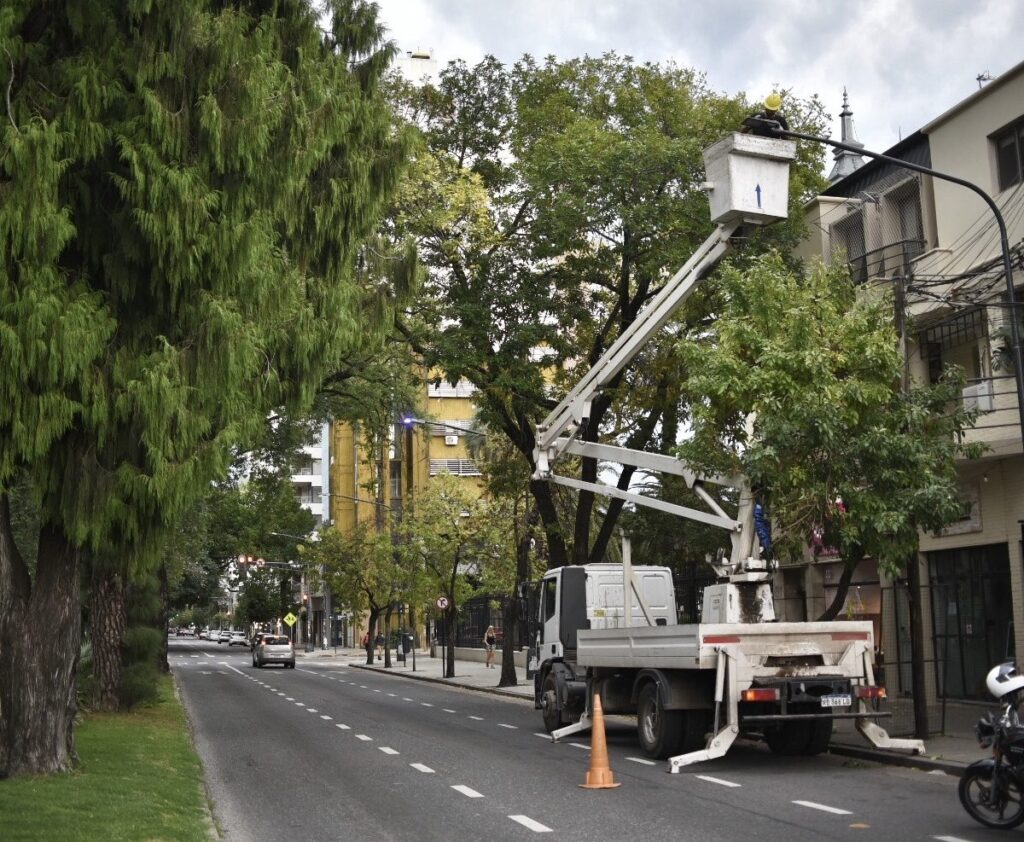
0, 676, 213, 841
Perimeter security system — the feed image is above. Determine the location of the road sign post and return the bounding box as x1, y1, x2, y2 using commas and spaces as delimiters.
436, 596, 449, 678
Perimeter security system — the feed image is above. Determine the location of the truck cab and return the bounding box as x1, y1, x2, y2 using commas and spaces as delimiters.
528, 564, 676, 731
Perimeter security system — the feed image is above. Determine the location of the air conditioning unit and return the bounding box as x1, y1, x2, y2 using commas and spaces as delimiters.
962, 381, 993, 412
444, 435, 459, 446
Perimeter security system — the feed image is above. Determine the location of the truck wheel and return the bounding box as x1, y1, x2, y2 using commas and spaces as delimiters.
679, 709, 712, 753
802, 715, 833, 756
764, 709, 817, 756
637, 683, 683, 759
541, 674, 564, 733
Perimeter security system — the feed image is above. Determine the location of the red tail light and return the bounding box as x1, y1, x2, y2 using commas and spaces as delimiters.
741, 688, 780, 702
856, 686, 886, 699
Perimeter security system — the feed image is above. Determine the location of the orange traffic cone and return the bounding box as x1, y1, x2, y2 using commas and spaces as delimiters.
580, 693, 621, 789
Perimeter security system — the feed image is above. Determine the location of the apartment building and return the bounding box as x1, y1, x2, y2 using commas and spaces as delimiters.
793, 61, 1024, 703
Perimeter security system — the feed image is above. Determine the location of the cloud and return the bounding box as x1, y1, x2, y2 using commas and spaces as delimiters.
374, 0, 1024, 153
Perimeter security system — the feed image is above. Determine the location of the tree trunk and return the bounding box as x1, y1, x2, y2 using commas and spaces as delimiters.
0, 505, 82, 777
816, 556, 858, 621
90, 565, 127, 712
365, 607, 379, 665
529, 478, 567, 569
383, 604, 393, 668
907, 554, 930, 739
499, 594, 518, 688
442, 605, 457, 678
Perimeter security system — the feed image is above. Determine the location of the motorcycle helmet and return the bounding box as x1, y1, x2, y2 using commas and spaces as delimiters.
986, 662, 1024, 699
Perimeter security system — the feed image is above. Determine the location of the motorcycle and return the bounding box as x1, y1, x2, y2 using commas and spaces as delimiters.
960, 701, 1024, 829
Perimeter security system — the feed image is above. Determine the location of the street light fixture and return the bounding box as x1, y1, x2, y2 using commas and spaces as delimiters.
402, 416, 488, 437
744, 115, 1024, 445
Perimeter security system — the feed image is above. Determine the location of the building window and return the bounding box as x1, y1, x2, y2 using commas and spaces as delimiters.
831, 212, 867, 283
994, 117, 1024, 192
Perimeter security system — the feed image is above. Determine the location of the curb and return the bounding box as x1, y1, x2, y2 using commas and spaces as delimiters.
826, 742, 964, 775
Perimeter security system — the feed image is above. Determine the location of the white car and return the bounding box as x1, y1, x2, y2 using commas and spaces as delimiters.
229, 631, 248, 647
199, 629, 210, 640
217, 629, 232, 644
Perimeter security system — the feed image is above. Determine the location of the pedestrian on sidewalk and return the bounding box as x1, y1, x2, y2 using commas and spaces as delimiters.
484, 625, 497, 669
375, 632, 385, 661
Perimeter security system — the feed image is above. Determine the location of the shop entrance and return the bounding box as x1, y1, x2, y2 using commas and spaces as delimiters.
928, 543, 1012, 699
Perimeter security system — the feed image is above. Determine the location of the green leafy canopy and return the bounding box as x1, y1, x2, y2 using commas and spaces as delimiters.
677, 253, 983, 573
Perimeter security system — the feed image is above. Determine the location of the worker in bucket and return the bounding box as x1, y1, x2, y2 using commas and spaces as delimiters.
742, 92, 789, 136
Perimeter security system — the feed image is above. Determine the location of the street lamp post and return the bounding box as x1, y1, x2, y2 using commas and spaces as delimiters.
747, 117, 1024, 444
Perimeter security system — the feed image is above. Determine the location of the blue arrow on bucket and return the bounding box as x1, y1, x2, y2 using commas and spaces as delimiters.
755, 184, 762, 208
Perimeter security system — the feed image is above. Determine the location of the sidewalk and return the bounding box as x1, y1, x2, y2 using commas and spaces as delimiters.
297, 646, 980, 774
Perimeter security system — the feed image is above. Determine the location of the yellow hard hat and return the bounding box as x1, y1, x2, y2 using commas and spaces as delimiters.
764, 93, 783, 112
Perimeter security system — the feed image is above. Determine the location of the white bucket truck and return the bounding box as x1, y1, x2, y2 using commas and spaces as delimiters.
528, 134, 925, 772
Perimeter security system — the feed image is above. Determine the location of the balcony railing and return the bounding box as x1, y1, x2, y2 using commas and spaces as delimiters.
846, 238, 926, 285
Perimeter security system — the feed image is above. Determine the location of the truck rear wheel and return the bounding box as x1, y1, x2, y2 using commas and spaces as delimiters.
803, 715, 833, 756
637, 683, 683, 759
765, 720, 812, 756
765, 705, 833, 756
541, 674, 565, 733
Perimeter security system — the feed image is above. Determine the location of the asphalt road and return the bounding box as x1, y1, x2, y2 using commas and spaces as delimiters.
172, 637, 1010, 842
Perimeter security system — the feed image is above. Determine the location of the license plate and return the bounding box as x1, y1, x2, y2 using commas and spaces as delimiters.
821, 694, 851, 708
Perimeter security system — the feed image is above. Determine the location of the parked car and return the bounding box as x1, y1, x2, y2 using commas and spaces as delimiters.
218, 629, 232, 644
199, 628, 210, 640
229, 631, 248, 647
253, 635, 295, 669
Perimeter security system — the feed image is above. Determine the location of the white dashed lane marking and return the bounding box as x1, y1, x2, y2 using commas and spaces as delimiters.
451, 785, 484, 799
469, 715, 484, 721
570, 743, 590, 750
696, 775, 741, 788
403, 698, 414, 702
421, 703, 433, 707
336, 724, 350, 730
443, 709, 456, 714
793, 800, 852, 816
355, 734, 372, 742
379, 747, 399, 755
627, 757, 656, 765
498, 723, 517, 729
410, 763, 434, 774
509, 815, 552, 833
320, 715, 332, 721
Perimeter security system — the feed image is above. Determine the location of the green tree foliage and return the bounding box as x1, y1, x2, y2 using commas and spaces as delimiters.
0, 0, 407, 776
314, 522, 408, 664
675, 254, 983, 615
236, 569, 286, 626
390, 55, 828, 569
397, 473, 513, 677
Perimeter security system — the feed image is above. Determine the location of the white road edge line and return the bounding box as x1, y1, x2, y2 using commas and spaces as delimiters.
410, 763, 434, 774
626, 757, 656, 765
792, 800, 852, 816
451, 785, 484, 799
509, 815, 552, 833
696, 774, 741, 788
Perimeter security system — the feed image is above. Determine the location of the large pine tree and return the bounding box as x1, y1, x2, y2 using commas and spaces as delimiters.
0, 0, 408, 776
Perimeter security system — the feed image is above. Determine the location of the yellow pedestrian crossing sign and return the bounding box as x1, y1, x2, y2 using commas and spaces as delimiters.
283, 612, 297, 627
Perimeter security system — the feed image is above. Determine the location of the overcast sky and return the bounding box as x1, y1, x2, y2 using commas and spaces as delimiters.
373, 0, 1023, 156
